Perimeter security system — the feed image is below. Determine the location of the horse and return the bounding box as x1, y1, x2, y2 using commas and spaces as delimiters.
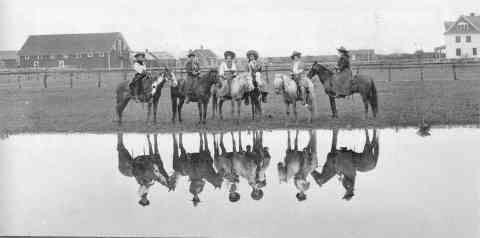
170, 132, 222, 206
169, 69, 219, 124
116, 133, 171, 206
273, 73, 316, 123
310, 128, 379, 200
211, 72, 256, 123
277, 130, 317, 201
307, 62, 378, 119
115, 69, 171, 124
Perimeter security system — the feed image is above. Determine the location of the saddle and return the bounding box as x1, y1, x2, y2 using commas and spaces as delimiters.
332, 69, 353, 97
130, 74, 151, 102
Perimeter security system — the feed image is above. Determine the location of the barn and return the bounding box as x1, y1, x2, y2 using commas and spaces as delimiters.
17, 32, 131, 69
0, 51, 18, 69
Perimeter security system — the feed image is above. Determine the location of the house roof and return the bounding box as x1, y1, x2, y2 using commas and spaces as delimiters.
150, 51, 175, 59
18, 32, 129, 55
182, 48, 217, 59
444, 14, 480, 34
0, 50, 17, 60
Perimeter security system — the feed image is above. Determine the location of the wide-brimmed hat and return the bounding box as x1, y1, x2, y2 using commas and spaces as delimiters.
246, 50, 259, 60
337, 46, 349, 53
187, 51, 196, 57
224, 50, 236, 59
134, 52, 146, 58
290, 51, 301, 59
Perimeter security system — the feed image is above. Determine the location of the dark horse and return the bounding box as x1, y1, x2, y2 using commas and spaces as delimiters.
311, 128, 379, 200
307, 62, 378, 118
115, 69, 172, 124
170, 69, 219, 124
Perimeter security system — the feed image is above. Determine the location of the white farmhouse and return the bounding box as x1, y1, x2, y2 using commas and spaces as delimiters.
444, 13, 480, 59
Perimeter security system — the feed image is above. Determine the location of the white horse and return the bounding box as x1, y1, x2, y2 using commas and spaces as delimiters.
211, 72, 255, 123
273, 73, 316, 123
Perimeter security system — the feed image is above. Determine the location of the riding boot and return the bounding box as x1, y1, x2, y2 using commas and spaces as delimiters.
261, 92, 268, 103
244, 92, 250, 105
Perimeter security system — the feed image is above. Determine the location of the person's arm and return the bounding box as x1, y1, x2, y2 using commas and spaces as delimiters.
218, 63, 225, 78
134, 63, 145, 74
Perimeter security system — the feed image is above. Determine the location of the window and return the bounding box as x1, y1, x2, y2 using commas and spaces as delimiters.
457, 22, 468, 32
455, 36, 461, 43
98, 52, 105, 57
473, 48, 478, 56
87, 52, 93, 58
58, 60, 65, 68
33, 61, 39, 67
456, 48, 462, 56
466, 36, 472, 43
76, 53, 81, 59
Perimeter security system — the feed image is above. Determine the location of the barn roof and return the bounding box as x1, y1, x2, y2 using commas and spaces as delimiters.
0, 50, 17, 60
18, 32, 129, 55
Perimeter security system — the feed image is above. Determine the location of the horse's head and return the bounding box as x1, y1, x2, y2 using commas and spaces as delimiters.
205, 68, 220, 85
341, 175, 355, 201
150, 69, 170, 96
307, 61, 333, 84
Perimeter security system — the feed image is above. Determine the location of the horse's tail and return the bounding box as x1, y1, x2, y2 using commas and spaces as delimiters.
369, 80, 378, 114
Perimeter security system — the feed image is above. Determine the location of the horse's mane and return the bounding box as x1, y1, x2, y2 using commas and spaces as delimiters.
313, 62, 334, 76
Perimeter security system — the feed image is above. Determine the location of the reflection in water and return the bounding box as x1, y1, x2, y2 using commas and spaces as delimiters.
115, 128, 380, 206
312, 129, 379, 200
214, 131, 271, 202
117, 133, 170, 206
170, 132, 222, 206
278, 130, 317, 202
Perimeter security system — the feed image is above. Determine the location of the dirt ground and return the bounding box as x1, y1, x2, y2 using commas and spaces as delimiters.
0, 71, 478, 134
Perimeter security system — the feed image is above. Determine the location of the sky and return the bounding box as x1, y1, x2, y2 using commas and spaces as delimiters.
0, 0, 478, 57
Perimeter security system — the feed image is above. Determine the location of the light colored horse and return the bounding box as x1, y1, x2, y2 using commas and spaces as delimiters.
211, 72, 255, 123
273, 73, 316, 123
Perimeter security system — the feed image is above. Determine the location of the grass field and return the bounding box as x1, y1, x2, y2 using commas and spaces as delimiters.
0, 68, 478, 134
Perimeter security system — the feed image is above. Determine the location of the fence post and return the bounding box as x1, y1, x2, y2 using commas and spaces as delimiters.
17, 74, 21, 89
43, 72, 48, 88
97, 71, 102, 88
452, 63, 457, 80
70, 72, 74, 88
420, 64, 424, 81
388, 64, 392, 82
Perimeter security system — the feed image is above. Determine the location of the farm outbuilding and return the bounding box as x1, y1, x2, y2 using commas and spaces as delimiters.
0, 51, 18, 69
17, 32, 131, 69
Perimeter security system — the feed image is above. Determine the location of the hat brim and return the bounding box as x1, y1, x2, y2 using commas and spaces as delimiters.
224, 51, 236, 59
291, 53, 301, 59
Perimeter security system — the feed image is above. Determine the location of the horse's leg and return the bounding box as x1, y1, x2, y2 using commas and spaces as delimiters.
146, 102, 152, 124
293, 101, 298, 124
329, 96, 338, 118
236, 100, 241, 124
153, 97, 159, 124
202, 102, 208, 124
211, 94, 217, 119
178, 97, 184, 122
361, 94, 369, 120
219, 100, 224, 120
230, 100, 235, 120
251, 96, 255, 120
116, 95, 130, 125
171, 97, 177, 123
197, 102, 203, 124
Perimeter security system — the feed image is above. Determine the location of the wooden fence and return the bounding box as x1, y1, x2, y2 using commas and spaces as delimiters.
1, 61, 479, 90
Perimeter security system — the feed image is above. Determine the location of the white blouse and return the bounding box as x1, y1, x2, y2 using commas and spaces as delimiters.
219, 61, 237, 77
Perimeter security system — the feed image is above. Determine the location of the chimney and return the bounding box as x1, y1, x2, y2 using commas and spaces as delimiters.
470, 13, 475, 16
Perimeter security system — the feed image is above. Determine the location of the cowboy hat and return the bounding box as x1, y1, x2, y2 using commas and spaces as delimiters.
224, 50, 236, 59
134, 52, 146, 58
337, 46, 349, 53
246, 50, 259, 60
290, 51, 301, 59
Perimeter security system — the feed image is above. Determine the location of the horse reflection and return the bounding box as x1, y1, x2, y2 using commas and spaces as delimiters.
214, 130, 271, 202
170, 132, 222, 206
311, 128, 379, 200
116, 133, 170, 207
277, 130, 318, 201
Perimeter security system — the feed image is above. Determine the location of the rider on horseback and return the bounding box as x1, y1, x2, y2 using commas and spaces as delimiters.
246, 50, 268, 103
130, 52, 148, 102
290, 51, 307, 106
218, 50, 238, 100
184, 51, 201, 104
334, 46, 352, 98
